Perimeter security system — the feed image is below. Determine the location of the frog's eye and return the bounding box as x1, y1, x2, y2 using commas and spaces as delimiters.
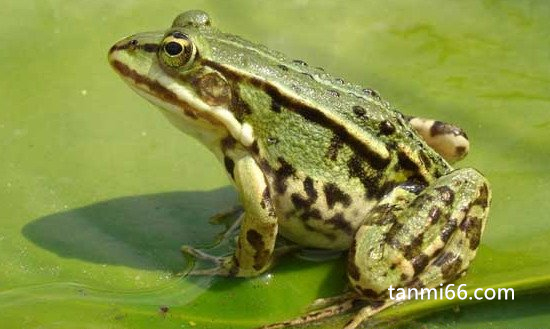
160, 32, 196, 68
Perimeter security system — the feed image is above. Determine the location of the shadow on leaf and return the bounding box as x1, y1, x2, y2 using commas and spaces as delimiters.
22, 187, 238, 273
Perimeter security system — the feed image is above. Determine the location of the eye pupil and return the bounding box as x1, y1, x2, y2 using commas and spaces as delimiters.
164, 41, 183, 56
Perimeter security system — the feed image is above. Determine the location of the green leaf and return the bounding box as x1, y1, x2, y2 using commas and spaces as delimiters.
1, 1, 549, 328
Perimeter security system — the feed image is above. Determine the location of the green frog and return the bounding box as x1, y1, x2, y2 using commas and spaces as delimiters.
108, 10, 491, 329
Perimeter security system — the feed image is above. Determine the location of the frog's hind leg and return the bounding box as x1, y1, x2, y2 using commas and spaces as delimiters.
346, 168, 490, 328
406, 116, 469, 164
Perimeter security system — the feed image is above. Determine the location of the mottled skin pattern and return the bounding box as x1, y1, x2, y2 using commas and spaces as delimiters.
108, 10, 491, 329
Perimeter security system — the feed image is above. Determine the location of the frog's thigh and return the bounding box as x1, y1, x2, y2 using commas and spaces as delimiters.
231, 155, 278, 277
407, 116, 469, 164
348, 168, 491, 298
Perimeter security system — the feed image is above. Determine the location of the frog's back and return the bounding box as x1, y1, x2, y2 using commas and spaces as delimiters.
198, 27, 450, 181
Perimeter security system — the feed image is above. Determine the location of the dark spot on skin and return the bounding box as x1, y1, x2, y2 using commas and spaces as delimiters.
291, 193, 311, 210
301, 72, 315, 80
430, 121, 447, 137
223, 156, 235, 179
327, 213, 354, 235
397, 150, 420, 172
324, 183, 352, 209
291, 177, 318, 210
246, 229, 271, 271
277, 64, 289, 71
430, 121, 468, 139
412, 253, 430, 274
246, 229, 264, 251
347, 156, 383, 198
258, 159, 273, 176
292, 59, 308, 66
429, 207, 442, 224
300, 208, 322, 221
400, 273, 409, 281
460, 216, 482, 250
326, 135, 344, 161
327, 89, 340, 97
303, 177, 317, 201
271, 99, 282, 113
229, 83, 252, 121
352, 105, 366, 118
220, 135, 236, 151
440, 218, 457, 243
473, 183, 490, 208
249, 141, 259, 154
273, 157, 295, 194
379, 120, 395, 135
436, 186, 455, 205
455, 146, 466, 156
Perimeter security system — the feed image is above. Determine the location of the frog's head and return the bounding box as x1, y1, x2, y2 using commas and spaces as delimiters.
108, 10, 251, 149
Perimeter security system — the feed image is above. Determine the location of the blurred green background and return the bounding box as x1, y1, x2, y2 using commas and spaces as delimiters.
1, 0, 549, 328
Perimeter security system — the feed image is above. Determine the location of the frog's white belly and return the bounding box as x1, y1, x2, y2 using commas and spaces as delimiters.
268, 174, 376, 250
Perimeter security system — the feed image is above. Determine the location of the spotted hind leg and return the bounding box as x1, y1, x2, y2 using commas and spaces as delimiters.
346, 168, 490, 328
406, 116, 469, 164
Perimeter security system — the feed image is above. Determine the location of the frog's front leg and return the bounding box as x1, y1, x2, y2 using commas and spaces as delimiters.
345, 168, 490, 328
184, 155, 279, 277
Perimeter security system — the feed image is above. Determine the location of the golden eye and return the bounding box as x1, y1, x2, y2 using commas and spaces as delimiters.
160, 32, 196, 67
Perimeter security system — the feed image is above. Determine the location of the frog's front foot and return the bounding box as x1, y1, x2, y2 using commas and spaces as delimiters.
181, 245, 235, 276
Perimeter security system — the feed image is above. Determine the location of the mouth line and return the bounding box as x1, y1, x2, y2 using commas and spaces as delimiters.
110, 59, 200, 120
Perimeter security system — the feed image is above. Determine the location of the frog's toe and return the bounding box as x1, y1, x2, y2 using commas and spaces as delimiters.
307, 291, 356, 311
181, 245, 223, 264
188, 266, 232, 276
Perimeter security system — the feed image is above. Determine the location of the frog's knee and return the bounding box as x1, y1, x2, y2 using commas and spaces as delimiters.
408, 117, 469, 164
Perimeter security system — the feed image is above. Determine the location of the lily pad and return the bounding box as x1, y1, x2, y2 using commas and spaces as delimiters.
1, 1, 549, 328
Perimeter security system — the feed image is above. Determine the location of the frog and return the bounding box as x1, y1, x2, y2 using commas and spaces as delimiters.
108, 10, 491, 329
